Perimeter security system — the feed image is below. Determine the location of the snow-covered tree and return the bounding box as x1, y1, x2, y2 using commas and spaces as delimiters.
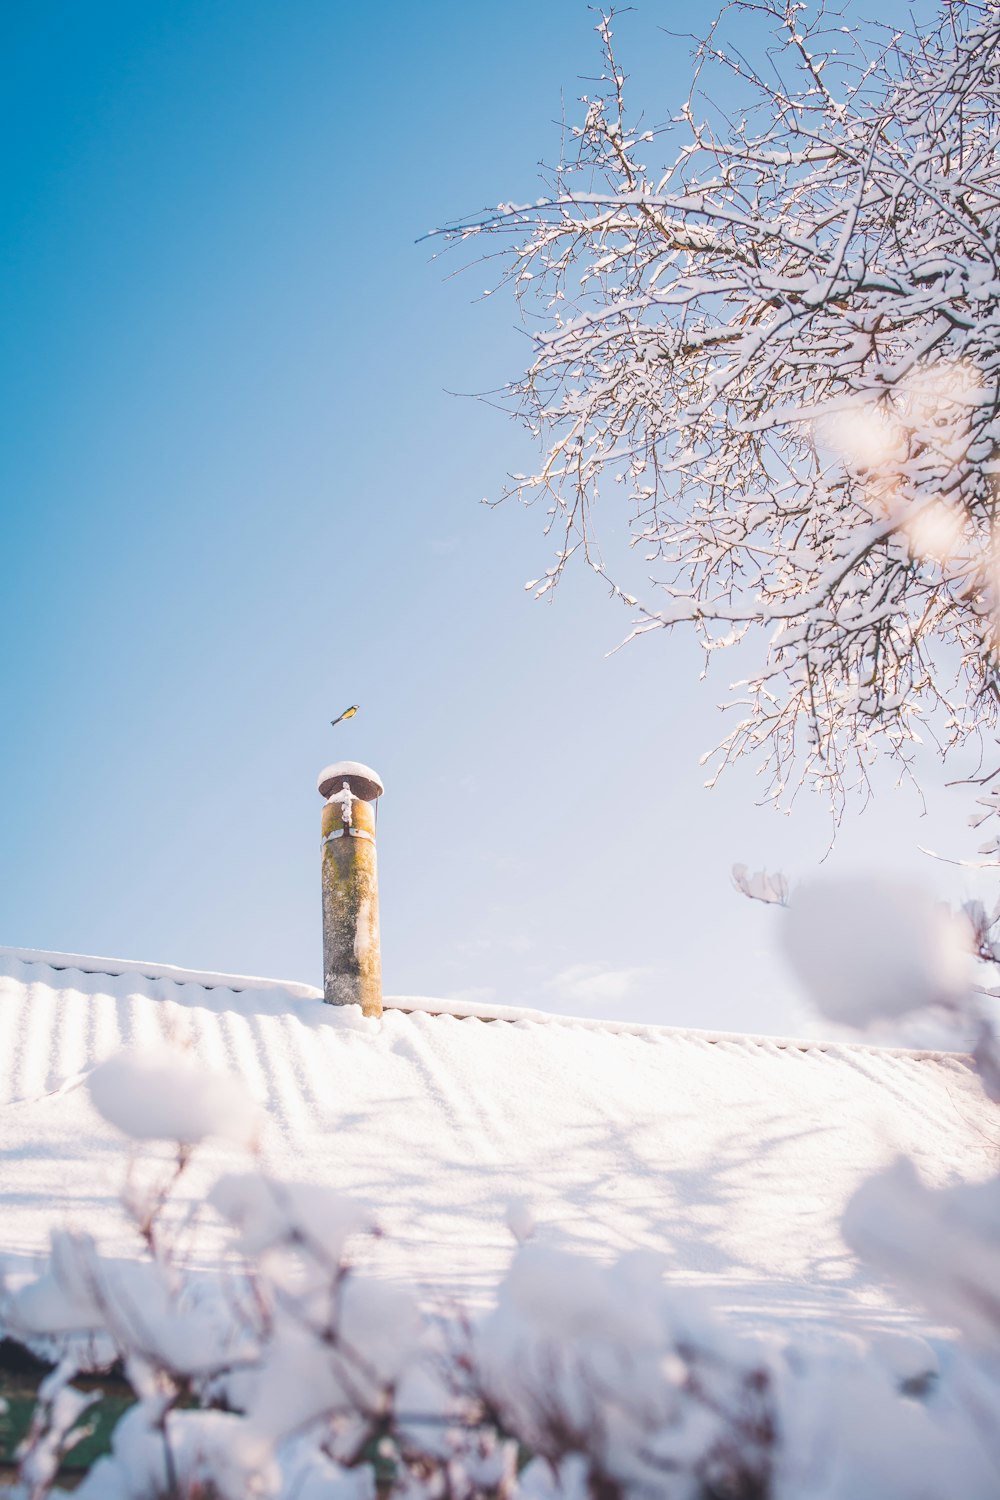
442, 1, 1000, 810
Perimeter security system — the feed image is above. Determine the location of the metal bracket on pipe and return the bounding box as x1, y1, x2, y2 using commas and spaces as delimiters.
323, 828, 374, 847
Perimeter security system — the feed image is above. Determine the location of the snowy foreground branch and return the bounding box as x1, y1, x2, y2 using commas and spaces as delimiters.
440, 2, 1000, 808
3, 1025, 1000, 1500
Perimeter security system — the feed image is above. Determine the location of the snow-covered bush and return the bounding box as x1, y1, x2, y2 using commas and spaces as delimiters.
0, 1047, 784, 1500
2, 1039, 1000, 1499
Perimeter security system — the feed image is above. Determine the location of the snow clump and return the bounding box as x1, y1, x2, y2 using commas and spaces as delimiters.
88, 1046, 260, 1146
781, 876, 972, 1028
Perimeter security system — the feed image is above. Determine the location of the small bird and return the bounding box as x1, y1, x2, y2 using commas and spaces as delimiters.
331, 704, 359, 728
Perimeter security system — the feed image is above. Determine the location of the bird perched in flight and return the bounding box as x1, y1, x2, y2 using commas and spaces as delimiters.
331, 704, 359, 728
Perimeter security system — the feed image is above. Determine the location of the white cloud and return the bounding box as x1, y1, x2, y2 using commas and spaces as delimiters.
543, 962, 650, 1012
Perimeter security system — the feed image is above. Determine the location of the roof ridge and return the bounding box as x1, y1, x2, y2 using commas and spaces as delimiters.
0, 946, 972, 1064
0, 946, 322, 1000
388, 994, 971, 1062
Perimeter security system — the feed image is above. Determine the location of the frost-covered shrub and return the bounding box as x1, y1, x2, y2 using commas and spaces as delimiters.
2, 1041, 1000, 1499
475, 1247, 776, 1500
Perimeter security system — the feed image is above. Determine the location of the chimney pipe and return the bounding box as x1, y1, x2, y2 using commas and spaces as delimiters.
317, 760, 384, 1017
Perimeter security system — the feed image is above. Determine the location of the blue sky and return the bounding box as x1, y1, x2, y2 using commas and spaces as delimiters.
2, 0, 979, 1035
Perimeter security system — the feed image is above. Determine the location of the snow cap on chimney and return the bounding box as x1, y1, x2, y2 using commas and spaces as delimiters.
317, 761, 384, 803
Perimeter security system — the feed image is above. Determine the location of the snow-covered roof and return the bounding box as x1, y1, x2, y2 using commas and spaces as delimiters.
0, 946, 993, 1338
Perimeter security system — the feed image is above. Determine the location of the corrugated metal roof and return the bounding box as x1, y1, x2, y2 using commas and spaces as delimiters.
1, 947, 993, 1335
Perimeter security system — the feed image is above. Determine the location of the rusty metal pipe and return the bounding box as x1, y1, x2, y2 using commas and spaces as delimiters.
317, 761, 383, 1017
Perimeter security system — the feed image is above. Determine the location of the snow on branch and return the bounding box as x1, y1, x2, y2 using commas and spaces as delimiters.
440, 1, 1000, 810
764, 866, 1000, 1086
780, 875, 974, 1029
732, 864, 790, 906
